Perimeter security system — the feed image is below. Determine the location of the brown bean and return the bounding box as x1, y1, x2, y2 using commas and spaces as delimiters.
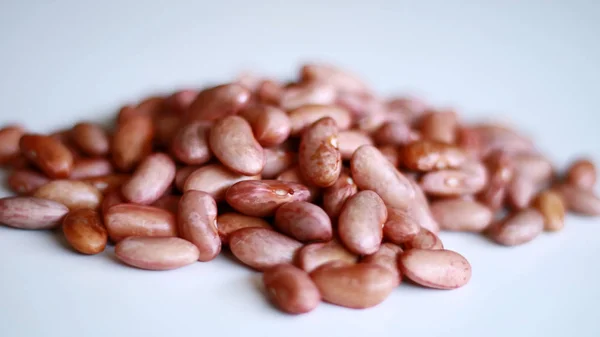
487, 209, 544, 246
378, 145, 400, 167
383, 206, 420, 244
226, 180, 311, 217
420, 110, 457, 144
151, 194, 180, 214
430, 199, 493, 232
178, 191, 221, 261
83, 174, 129, 194
101, 188, 126, 215
533, 190, 565, 232
209, 116, 265, 175
398, 249, 471, 289
137, 96, 166, 118
187, 83, 251, 121
7, 169, 50, 195
5, 154, 30, 170
217, 213, 272, 244
362, 243, 403, 286
154, 113, 182, 147
322, 172, 358, 219
404, 227, 444, 250
296, 240, 358, 273
62, 208, 107, 254
70, 123, 109, 157
274, 201, 332, 242
166, 89, 198, 116
19, 134, 74, 178
565, 159, 596, 190
299, 117, 342, 187
170, 122, 212, 165
262, 148, 296, 179
104, 204, 177, 242
280, 82, 337, 110
555, 184, 600, 216
374, 121, 419, 146
34, 180, 103, 210
338, 191, 387, 255
402, 140, 467, 172
121, 153, 176, 205
310, 262, 396, 309
0, 196, 69, 229
115, 237, 200, 271
246, 106, 292, 147
229, 227, 303, 270
276, 167, 321, 202
263, 264, 321, 315
337, 130, 373, 160
478, 151, 514, 210
70, 158, 114, 179
0, 125, 25, 164
183, 164, 260, 202
112, 114, 154, 172
288, 105, 352, 136
175, 165, 200, 191
301, 63, 368, 94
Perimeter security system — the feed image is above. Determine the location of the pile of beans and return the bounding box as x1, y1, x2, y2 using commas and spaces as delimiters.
1, 63, 598, 314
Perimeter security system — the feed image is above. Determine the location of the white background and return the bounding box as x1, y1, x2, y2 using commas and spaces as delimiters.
1, 1, 599, 336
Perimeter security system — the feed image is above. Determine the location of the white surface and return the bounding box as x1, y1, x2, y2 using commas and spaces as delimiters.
1, 1, 599, 337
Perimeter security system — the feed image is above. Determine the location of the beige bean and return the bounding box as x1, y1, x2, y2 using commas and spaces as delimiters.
299, 117, 342, 187
398, 249, 471, 289
430, 199, 493, 232
70, 122, 110, 157
565, 158, 596, 190
175, 165, 200, 191
187, 83, 251, 121
249, 106, 291, 147
62, 208, 107, 255
280, 82, 337, 111
20, 134, 74, 178
0, 125, 24, 165
374, 121, 419, 146
226, 180, 311, 217
82, 174, 129, 194
209, 115, 265, 175
112, 114, 154, 172
487, 209, 544, 246
170, 122, 212, 165
301, 63, 368, 94
404, 227, 444, 250
383, 206, 420, 244
217, 213, 272, 244
533, 190, 565, 232
322, 172, 358, 219
337, 130, 373, 160
34, 180, 103, 210
420, 110, 457, 144
115, 237, 200, 271
296, 240, 358, 273
310, 262, 396, 309
178, 190, 221, 262
555, 184, 600, 216
276, 166, 320, 202
70, 158, 114, 179
0, 196, 69, 229
104, 204, 177, 242
7, 169, 50, 195
338, 191, 387, 255
121, 153, 176, 205
288, 105, 352, 136
263, 264, 321, 315
183, 164, 260, 202
229, 227, 303, 270
274, 201, 332, 242
262, 148, 296, 179
378, 145, 400, 167
401, 140, 467, 172
362, 243, 403, 286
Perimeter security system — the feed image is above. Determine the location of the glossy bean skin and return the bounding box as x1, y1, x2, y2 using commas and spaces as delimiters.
420, 110, 457, 144
478, 151, 513, 210
301, 63, 369, 94
217, 213, 272, 244
420, 167, 487, 197
0, 196, 69, 229
0, 125, 25, 164
288, 105, 352, 136
170, 122, 212, 165
338, 130, 373, 160
7, 169, 50, 195
209, 116, 265, 175
374, 121, 418, 146
383, 206, 421, 244
554, 184, 600, 216
402, 140, 467, 172
187, 84, 251, 121
112, 115, 154, 172
261, 148, 296, 179
362, 243, 403, 286
338, 191, 387, 255
262, 264, 321, 315
430, 199, 493, 232
249, 106, 291, 147
175, 165, 200, 191
226, 180, 311, 217
178, 191, 221, 262
276, 167, 321, 202
70, 122, 110, 157
298, 117, 342, 188
404, 227, 444, 250
274, 201, 332, 242
183, 164, 260, 202
296, 240, 358, 273
121, 153, 176, 205
398, 249, 471, 289
115, 237, 200, 271
62, 208, 107, 255
104, 204, 177, 242
82, 174, 129, 194
19, 134, 74, 178
487, 209, 544, 246
322, 172, 358, 219
229, 227, 303, 271
70, 158, 114, 180
33, 180, 103, 210
280, 82, 337, 110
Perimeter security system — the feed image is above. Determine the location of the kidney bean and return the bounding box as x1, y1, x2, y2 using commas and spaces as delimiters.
153, 113, 182, 147
507, 175, 538, 210
101, 188, 126, 215
70, 158, 114, 179
533, 190, 565, 232
512, 153, 554, 183
183, 164, 260, 202
274, 201, 332, 242
565, 159, 596, 190
487, 209, 544, 246
420, 167, 486, 197
420, 110, 457, 144
386, 96, 429, 124
478, 151, 514, 210
34, 180, 103, 210
166, 89, 198, 116
70, 122, 109, 157
378, 145, 401, 167
62, 208, 107, 254
355, 105, 388, 133
170, 122, 212, 165
299, 117, 342, 187
262, 264, 321, 315
19, 134, 74, 178
374, 121, 419, 146
83, 174, 129, 194
0, 125, 25, 165
178, 190, 221, 262
288, 105, 352, 136
337, 130, 373, 160
174, 165, 200, 191
404, 227, 444, 250
362, 243, 403, 286
7, 169, 50, 195
430, 199, 493, 232
226, 180, 311, 217
112, 114, 154, 172
209, 116, 265, 175
296, 240, 358, 273
310, 262, 396, 309
335, 92, 375, 120
276, 167, 320, 202
5, 154, 30, 170
0, 196, 69, 229
383, 206, 421, 244
470, 124, 534, 158
229, 227, 303, 270
280, 82, 337, 111
121, 153, 176, 205
248, 106, 291, 147
256, 80, 284, 106
338, 191, 387, 255
398, 249, 471, 289
262, 148, 296, 179
115, 237, 200, 271
554, 184, 600, 216
137, 96, 166, 118
104, 204, 177, 242
217, 213, 272, 244
151, 194, 180, 214
187, 83, 251, 121
402, 140, 467, 172
407, 179, 440, 233
322, 172, 358, 219
301, 63, 369, 94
